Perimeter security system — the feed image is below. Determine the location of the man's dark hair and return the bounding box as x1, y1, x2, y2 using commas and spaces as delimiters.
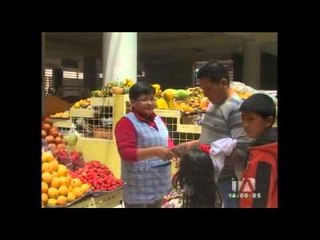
129, 81, 155, 101
197, 60, 229, 84
240, 93, 276, 120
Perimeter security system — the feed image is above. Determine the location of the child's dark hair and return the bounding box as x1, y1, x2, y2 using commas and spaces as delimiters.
240, 93, 276, 122
197, 60, 230, 84
173, 148, 220, 208
129, 81, 155, 101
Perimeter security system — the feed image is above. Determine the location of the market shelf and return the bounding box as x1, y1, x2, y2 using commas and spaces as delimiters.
154, 109, 181, 118
177, 124, 201, 134
51, 118, 73, 129
90, 97, 114, 107
70, 107, 95, 118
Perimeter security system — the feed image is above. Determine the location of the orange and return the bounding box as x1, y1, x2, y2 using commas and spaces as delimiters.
57, 164, 68, 177
42, 172, 52, 185
67, 192, 76, 202
68, 185, 74, 192
49, 160, 59, 172
42, 193, 48, 205
42, 162, 51, 173
48, 187, 59, 199
70, 178, 82, 188
42, 152, 54, 163
56, 195, 68, 206
80, 183, 90, 193
73, 187, 84, 198
51, 177, 62, 188
42, 182, 48, 193
58, 185, 69, 196
51, 171, 58, 178
60, 176, 71, 186
47, 198, 57, 206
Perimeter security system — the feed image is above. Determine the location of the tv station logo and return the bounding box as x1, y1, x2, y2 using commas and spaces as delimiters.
229, 178, 261, 199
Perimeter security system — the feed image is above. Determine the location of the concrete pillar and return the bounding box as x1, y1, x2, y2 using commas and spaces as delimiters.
102, 32, 137, 85
242, 41, 261, 89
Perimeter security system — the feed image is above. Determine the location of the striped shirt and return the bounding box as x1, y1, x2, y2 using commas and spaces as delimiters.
199, 92, 251, 180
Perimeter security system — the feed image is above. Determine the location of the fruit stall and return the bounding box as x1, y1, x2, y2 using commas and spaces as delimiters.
42, 79, 277, 207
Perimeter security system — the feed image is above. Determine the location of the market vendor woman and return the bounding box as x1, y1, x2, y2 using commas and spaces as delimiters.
115, 82, 176, 208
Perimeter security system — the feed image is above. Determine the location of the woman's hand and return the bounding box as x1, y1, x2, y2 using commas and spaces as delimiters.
171, 141, 198, 157
156, 147, 177, 161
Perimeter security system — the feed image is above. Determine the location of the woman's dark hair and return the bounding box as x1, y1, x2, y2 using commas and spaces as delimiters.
129, 81, 155, 101
240, 93, 276, 122
197, 60, 229, 84
173, 148, 220, 208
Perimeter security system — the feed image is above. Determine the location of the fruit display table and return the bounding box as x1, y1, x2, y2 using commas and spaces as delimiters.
67, 189, 123, 208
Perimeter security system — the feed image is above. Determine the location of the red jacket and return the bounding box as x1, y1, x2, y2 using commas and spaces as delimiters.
240, 128, 278, 208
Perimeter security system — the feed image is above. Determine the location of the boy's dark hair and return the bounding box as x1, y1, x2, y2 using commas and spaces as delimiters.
129, 81, 155, 101
240, 93, 276, 120
197, 60, 230, 84
173, 148, 220, 208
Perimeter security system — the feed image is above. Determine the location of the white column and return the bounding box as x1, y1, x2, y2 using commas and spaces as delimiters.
242, 41, 261, 89
102, 32, 137, 85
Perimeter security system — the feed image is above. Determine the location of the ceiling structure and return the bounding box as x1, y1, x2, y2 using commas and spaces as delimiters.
44, 32, 277, 68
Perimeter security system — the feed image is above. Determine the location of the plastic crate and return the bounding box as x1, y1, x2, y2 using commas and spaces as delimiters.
93, 189, 123, 208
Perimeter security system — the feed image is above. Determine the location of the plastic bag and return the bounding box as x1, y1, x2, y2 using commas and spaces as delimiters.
67, 124, 78, 146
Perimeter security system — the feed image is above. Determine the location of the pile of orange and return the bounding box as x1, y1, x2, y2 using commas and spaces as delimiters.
42, 151, 91, 207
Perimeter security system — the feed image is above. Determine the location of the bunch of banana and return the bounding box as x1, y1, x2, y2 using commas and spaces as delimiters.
151, 84, 162, 97
73, 99, 91, 108
151, 84, 168, 109
50, 111, 70, 119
